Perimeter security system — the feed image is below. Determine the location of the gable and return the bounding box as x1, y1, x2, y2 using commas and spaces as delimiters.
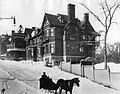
43, 16, 50, 27
41, 14, 50, 30
84, 21, 94, 33
81, 20, 100, 36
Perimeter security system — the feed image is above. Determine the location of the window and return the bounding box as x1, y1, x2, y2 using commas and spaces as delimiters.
31, 48, 34, 56
34, 39, 36, 44
50, 28, 54, 36
30, 40, 32, 45
37, 47, 41, 55
46, 45, 49, 53
58, 16, 64, 23
37, 38, 39, 43
45, 28, 54, 37
80, 46, 84, 52
83, 35, 85, 40
51, 43, 55, 53
46, 29, 49, 36
44, 44, 51, 53
70, 35, 75, 40
31, 31, 35, 37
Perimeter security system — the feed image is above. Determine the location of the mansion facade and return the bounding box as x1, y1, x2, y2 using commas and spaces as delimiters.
24, 4, 100, 65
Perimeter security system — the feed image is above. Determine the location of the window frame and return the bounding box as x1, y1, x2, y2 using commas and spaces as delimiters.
50, 43, 55, 53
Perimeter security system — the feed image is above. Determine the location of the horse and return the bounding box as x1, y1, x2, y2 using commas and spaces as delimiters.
56, 78, 80, 94
39, 76, 59, 94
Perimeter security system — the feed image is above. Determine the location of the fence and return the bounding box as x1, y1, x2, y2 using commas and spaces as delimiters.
60, 61, 111, 87
110, 72, 120, 90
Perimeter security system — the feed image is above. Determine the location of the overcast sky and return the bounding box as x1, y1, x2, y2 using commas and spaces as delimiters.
0, 0, 120, 44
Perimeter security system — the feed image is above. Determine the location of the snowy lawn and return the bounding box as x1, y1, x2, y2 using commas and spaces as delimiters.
95, 62, 120, 72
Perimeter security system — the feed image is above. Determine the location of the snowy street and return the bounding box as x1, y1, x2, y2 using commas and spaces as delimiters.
0, 60, 120, 94
0, 61, 39, 94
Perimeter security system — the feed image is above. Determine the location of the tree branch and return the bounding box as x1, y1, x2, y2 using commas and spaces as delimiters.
107, 2, 120, 31
80, 3, 106, 27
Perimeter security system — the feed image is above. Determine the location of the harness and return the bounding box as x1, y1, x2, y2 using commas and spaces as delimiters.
68, 81, 71, 87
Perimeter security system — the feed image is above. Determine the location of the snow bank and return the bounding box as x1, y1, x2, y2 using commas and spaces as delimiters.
95, 62, 120, 72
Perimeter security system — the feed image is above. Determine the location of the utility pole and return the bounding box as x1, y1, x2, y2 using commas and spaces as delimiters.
0, 16, 16, 27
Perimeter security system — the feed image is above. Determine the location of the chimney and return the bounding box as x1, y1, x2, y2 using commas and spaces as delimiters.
68, 4, 75, 22
12, 30, 15, 34
84, 13, 89, 21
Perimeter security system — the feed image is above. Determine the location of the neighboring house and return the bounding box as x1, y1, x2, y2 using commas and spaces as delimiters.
25, 4, 100, 65
25, 27, 42, 61
24, 28, 33, 60
0, 34, 11, 55
6, 30, 26, 61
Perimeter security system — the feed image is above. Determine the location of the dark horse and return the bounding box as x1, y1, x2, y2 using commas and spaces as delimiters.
56, 78, 80, 94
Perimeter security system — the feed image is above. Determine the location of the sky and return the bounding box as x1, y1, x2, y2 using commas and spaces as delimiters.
0, 0, 120, 44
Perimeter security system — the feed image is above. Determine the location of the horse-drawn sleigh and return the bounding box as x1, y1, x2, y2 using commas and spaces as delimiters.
39, 72, 80, 94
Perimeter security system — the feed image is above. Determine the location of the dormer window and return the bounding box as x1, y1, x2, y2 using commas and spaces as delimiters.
31, 31, 35, 37
34, 28, 38, 35
58, 16, 64, 23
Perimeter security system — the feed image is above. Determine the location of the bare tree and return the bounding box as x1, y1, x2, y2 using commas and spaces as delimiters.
107, 42, 120, 63
80, 0, 120, 69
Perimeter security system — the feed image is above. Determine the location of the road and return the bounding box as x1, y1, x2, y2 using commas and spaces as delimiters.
0, 61, 39, 94
0, 60, 120, 94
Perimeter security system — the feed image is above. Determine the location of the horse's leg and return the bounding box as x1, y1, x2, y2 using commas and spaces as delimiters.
65, 90, 67, 94
55, 89, 57, 94
69, 90, 72, 94
55, 90, 57, 94
59, 88, 62, 94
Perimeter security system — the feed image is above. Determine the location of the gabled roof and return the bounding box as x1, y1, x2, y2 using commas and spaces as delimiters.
41, 13, 68, 29
64, 17, 100, 36
80, 20, 101, 36
41, 13, 100, 36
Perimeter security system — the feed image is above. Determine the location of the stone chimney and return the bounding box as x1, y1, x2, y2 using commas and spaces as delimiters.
68, 4, 75, 22
84, 13, 89, 21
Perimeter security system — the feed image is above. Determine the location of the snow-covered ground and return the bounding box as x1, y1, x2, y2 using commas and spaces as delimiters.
95, 62, 120, 91
0, 60, 120, 94
95, 62, 120, 72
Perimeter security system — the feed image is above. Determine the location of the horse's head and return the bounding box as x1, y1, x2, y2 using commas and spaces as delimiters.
72, 78, 80, 87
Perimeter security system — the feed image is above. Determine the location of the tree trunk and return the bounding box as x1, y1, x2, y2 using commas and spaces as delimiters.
104, 31, 107, 69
